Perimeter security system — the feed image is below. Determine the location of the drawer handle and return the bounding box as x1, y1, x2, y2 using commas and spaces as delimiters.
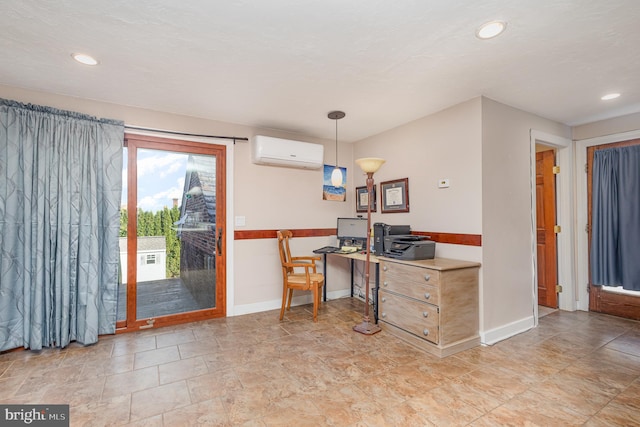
381, 312, 387, 318
424, 274, 431, 282
422, 311, 429, 318
423, 329, 430, 336
383, 281, 388, 287
383, 266, 388, 271
382, 297, 386, 302
424, 292, 431, 300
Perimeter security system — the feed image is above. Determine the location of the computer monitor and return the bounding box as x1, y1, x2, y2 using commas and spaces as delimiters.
337, 217, 368, 247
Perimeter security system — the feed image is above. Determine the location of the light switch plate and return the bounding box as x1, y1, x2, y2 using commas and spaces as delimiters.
235, 216, 246, 227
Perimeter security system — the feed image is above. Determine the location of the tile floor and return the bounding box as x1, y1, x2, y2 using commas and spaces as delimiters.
1, 298, 639, 426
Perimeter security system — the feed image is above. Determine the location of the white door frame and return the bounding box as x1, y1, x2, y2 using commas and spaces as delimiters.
530, 130, 575, 325
574, 129, 640, 311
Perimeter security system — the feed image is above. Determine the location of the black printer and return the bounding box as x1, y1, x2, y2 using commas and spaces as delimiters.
373, 223, 410, 255
383, 235, 435, 260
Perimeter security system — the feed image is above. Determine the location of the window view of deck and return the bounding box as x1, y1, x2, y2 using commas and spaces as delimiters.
118, 147, 218, 321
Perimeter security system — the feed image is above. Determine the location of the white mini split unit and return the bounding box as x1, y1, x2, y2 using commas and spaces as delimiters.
251, 135, 324, 169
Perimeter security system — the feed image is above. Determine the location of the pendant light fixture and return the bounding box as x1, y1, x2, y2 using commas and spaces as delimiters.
328, 111, 345, 187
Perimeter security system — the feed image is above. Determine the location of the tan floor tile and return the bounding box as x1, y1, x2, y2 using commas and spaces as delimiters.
357, 402, 436, 427
233, 359, 295, 387
0, 359, 13, 377
42, 377, 106, 406
186, 369, 243, 403
256, 393, 327, 426
604, 329, 640, 357
16, 365, 86, 396
177, 339, 222, 359
162, 398, 230, 426
614, 379, 640, 410
103, 366, 159, 398
528, 370, 619, 417
406, 389, 486, 426
134, 345, 181, 370
158, 355, 209, 385
1, 299, 639, 426
80, 353, 135, 379
122, 414, 163, 427
585, 347, 640, 373
111, 334, 157, 357
469, 389, 588, 426
0, 374, 29, 400
435, 377, 504, 414
70, 394, 132, 427
584, 400, 640, 427
155, 329, 197, 348
311, 383, 384, 425
221, 388, 280, 424
130, 380, 191, 420
458, 365, 535, 401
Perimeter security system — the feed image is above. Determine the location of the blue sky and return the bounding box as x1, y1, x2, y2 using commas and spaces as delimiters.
122, 148, 188, 212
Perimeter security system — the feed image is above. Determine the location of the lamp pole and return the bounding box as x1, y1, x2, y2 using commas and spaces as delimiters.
353, 158, 384, 335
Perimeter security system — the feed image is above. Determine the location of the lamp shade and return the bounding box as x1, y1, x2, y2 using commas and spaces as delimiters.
330, 167, 343, 187
355, 157, 385, 174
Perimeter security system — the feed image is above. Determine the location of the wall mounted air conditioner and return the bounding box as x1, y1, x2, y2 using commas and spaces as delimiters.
251, 135, 324, 169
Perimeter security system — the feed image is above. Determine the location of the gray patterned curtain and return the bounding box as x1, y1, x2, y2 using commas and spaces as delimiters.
591, 145, 640, 291
0, 98, 124, 351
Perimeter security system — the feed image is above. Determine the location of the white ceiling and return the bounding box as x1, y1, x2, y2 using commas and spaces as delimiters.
2, 1, 639, 142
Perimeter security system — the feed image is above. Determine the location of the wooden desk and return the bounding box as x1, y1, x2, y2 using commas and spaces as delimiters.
322, 252, 382, 322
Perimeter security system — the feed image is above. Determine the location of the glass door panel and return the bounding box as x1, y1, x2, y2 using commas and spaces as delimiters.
117, 135, 226, 329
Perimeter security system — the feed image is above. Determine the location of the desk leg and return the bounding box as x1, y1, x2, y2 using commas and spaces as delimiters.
322, 254, 327, 302
374, 263, 380, 323
350, 259, 355, 298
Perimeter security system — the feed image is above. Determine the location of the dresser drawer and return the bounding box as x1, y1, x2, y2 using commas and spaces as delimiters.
379, 290, 439, 344
381, 262, 440, 305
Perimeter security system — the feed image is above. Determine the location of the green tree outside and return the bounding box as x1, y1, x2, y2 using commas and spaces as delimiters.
121, 206, 181, 278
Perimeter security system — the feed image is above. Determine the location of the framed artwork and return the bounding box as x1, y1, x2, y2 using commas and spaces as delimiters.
381, 178, 409, 213
356, 185, 377, 213
322, 164, 346, 201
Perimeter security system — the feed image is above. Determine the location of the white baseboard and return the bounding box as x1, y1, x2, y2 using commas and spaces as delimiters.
231, 289, 352, 317
480, 315, 535, 345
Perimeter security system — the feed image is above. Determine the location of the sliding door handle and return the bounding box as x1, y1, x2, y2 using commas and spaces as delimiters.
217, 227, 223, 256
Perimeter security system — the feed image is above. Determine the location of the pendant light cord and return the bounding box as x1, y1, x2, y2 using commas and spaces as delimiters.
335, 119, 339, 167
327, 110, 345, 168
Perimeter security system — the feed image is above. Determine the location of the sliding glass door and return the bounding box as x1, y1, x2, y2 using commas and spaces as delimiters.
117, 134, 226, 331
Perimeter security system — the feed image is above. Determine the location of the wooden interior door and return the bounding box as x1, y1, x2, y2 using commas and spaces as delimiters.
587, 139, 640, 320
536, 150, 558, 308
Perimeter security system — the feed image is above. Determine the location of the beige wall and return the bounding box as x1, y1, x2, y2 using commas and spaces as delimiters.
572, 111, 640, 140
481, 97, 570, 340
353, 97, 483, 252
354, 96, 573, 342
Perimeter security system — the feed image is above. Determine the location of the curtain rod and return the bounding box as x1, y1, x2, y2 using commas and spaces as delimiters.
124, 125, 249, 143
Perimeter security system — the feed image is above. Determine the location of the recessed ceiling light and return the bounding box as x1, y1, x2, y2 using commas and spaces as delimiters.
476, 21, 507, 39
601, 93, 620, 101
72, 53, 99, 66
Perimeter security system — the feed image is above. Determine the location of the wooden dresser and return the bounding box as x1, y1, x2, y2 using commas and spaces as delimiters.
378, 257, 480, 357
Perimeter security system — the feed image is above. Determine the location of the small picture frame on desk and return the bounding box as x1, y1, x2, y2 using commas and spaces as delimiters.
355, 185, 376, 213
381, 178, 409, 213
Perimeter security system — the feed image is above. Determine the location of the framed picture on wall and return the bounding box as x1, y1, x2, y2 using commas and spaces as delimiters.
355, 185, 377, 213
381, 178, 409, 213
